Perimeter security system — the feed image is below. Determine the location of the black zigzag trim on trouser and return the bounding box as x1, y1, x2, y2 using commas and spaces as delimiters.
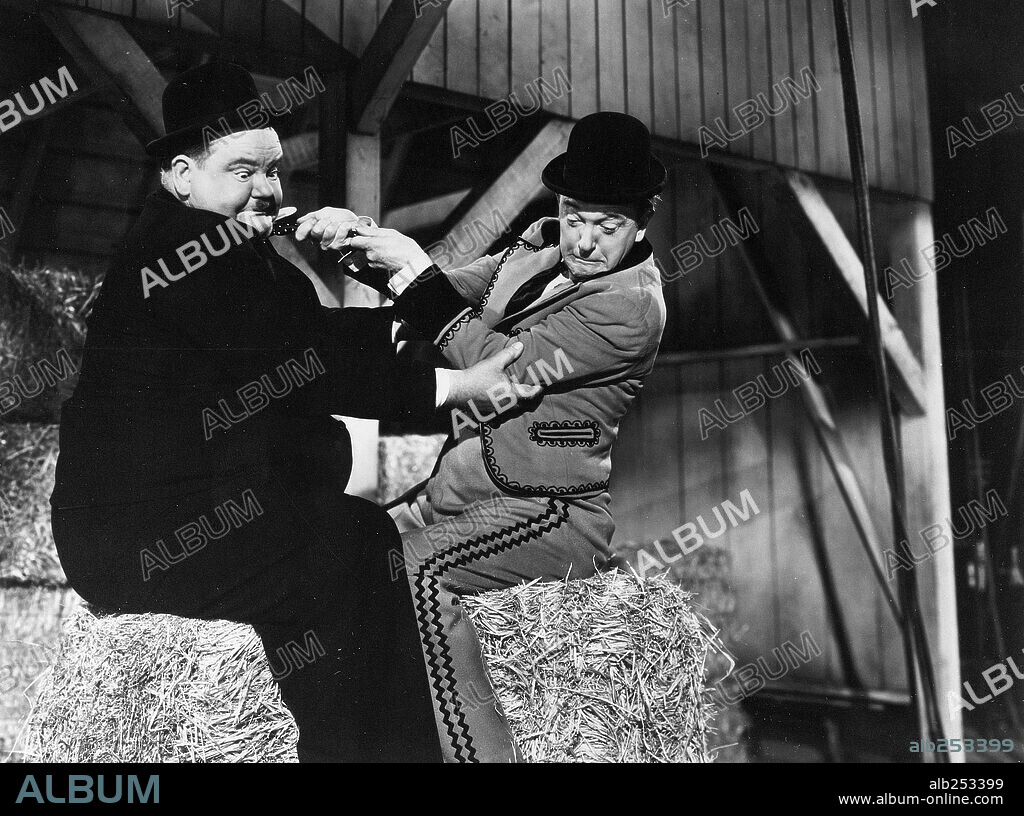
412, 498, 570, 763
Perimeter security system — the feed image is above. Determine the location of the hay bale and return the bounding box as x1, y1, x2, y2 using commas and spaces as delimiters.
614, 539, 735, 629
0, 260, 98, 422
0, 423, 65, 586
463, 570, 719, 762
0, 587, 82, 760
24, 571, 722, 763
24, 609, 299, 763
613, 540, 749, 762
377, 433, 445, 504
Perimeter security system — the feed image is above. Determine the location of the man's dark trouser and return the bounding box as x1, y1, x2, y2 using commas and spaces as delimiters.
51, 469, 442, 763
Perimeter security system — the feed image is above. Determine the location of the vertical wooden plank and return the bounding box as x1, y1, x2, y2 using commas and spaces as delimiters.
870, 0, 898, 192
891, 203, 961, 739
624, 0, 652, 127
298, 0, 342, 44
722, 0, 749, 156
777, 392, 841, 685
673, 0, 702, 146
835, 396, 894, 689
905, 7, 933, 200
722, 358, 778, 675
681, 362, 732, 608
677, 165, 722, 349
568, 0, 598, 120
651, 0, 678, 140
343, 0, 379, 57
445, 0, 478, 96
888, 0, 918, 197
540, 0, 570, 116
596, 0, 624, 111
479, 0, 510, 100
767, 396, 810, 677
343, 133, 383, 500
787, 0, 818, 174
700, 0, 726, 146
810, 0, 849, 181
850, 0, 880, 187
745, 0, 772, 163
768, 0, 797, 168
412, 11, 446, 87
638, 368, 685, 543
511, 0, 541, 99
610, 392, 645, 544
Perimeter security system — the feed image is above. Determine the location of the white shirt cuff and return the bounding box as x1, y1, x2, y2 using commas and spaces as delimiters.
434, 368, 451, 408
388, 247, 436, 298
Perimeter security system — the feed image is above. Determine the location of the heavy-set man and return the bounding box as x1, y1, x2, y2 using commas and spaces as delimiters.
49, 61, 536, 762
341, 112, 668, 762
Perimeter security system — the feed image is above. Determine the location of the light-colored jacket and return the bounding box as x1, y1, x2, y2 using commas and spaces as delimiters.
431, 217, 666, 498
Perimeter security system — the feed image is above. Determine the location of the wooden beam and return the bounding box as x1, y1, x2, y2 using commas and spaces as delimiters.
778, 170, 928, 416
1, 76, 102, 129
349, 0, 452, 135
653, 336, 862, 367
337, 131, 383, 501
888, 203, 964, 753
381, 189, 471, 233
39, 6, 166, 146
317, 69, 346, 302
434, 119, 572, 268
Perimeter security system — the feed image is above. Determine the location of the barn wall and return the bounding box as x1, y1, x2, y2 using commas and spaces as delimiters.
610, 160, 939, 694
387, 0, 929, 200
57, 0, 933, 199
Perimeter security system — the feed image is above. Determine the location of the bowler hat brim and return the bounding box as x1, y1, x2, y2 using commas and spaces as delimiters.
541, 153, 667, 203
145, 110, 271, 157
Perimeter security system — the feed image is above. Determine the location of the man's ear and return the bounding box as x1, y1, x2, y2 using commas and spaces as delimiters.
635, 228, 646, 242
167, 154, 193, 198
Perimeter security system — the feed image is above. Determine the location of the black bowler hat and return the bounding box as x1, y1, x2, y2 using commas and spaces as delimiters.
542, 112, 667, 203
145, 61, 270, 157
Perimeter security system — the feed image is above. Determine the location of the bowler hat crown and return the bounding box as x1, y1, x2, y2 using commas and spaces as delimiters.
146, 61, 270, 157
542, 112, 666, 203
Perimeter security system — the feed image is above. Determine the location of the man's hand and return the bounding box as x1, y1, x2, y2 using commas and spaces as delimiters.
443, 342, 542, 410
294, 208, 369, 249
343, 224, 434, 289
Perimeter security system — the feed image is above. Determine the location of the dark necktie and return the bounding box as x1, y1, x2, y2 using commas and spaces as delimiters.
504, 260, 567, 318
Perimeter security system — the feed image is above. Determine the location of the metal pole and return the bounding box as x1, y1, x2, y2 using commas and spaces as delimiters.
830, 0, 947, 758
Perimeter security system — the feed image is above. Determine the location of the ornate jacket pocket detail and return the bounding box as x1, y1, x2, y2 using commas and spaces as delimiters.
528, 419, 601, 447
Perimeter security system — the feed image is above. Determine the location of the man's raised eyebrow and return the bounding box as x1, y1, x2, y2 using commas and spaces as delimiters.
226, 154, 283, 168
